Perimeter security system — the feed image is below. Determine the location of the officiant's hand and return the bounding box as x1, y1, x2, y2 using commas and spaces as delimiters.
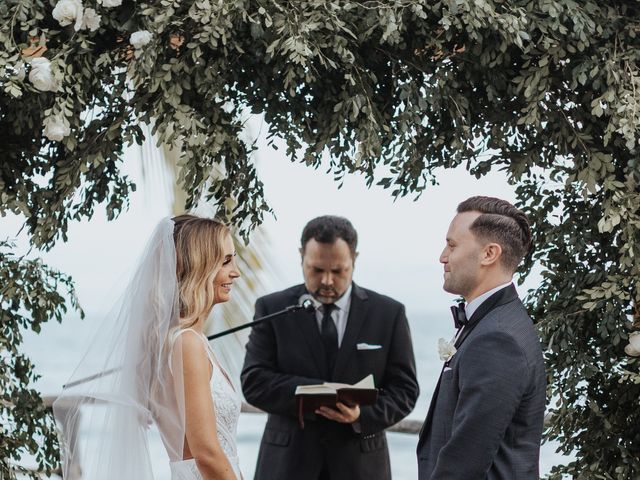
316, 402, 360, 423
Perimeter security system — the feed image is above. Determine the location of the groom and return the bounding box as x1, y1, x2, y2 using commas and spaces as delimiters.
417, 196, 546, 479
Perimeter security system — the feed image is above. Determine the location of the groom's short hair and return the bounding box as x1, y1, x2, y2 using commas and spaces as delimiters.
458, 196, 532, 272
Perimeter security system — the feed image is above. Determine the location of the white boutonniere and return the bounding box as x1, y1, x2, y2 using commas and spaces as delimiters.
438, 337, 457, 362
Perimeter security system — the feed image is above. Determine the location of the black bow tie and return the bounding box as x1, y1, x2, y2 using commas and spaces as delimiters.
450, 302, 467, 329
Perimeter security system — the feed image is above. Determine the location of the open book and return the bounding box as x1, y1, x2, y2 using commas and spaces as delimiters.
294, 375, 378, 428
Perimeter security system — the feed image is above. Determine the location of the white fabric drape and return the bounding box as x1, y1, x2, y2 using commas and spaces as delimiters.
53, 218, 186, 479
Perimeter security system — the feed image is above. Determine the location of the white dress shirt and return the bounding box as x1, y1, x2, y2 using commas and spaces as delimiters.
312, 284, 353, 347
465, 281, 514, 320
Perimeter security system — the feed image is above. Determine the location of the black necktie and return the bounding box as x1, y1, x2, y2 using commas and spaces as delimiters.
450, 302, 467, 329
321, 303, 338, 373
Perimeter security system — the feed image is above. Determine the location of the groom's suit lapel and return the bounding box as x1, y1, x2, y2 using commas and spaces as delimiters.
332, 283, 368, 380
417, 284, 520, 450
454, 284, 519, 349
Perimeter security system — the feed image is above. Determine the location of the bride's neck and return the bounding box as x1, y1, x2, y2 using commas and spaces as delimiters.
181, 318, 205, 334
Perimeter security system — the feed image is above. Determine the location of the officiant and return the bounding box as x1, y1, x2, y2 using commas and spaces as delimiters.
241, 215, 419, 480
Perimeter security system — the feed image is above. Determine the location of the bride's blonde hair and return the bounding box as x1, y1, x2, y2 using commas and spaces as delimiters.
172, 214, 230, 329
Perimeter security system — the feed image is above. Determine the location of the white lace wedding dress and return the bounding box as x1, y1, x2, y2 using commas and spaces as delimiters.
169, 329, 243, 480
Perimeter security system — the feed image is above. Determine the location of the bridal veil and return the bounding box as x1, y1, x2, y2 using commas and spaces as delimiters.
53, 217, 186, 479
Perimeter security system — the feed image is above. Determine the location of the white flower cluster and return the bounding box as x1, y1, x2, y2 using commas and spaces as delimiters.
43, 0, 151, 142
130, 30, 153, 49
625, 331, 640, 357
27, 56, 66, 141
39, 0, 123, 142
43, 114, 71, 142
81, 8, 101, 31
52, 0, 102, 32
52, 0, 83, 31
29, 58, 57, 92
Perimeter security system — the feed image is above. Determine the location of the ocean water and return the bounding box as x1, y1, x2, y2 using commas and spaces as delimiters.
20, 312, 568, 479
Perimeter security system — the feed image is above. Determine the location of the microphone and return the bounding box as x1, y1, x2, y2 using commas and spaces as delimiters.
297, 294, 315, 313
206, 294, 316, 341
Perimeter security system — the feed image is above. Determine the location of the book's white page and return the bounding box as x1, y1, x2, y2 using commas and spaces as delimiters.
295, 384, 337, 394
295, 375, 375, 395
351, 374, 375, 389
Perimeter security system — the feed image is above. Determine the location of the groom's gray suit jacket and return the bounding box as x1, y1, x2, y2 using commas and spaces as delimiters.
417, 284, 546, 479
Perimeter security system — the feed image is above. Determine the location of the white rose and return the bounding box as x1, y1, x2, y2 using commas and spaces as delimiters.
625, 331, 640, 357
43, 114, 71, 142
28, 58, 58, 92
130, 30, 153, 49
81, 8, 101, 32
437, 338, 457, 362
52, 0, 84, 31
100, 0, 122, 7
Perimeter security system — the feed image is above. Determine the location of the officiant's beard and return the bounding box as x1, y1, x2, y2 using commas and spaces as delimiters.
312, 285, 349, 304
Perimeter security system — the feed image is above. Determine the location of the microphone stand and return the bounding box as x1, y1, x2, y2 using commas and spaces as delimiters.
207, 301, 314, 340
63, 300, 314, 389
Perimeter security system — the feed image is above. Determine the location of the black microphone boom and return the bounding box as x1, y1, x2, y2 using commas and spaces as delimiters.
207, 295, 315, 341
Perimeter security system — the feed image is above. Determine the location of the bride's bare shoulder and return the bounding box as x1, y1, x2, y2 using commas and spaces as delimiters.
174, 329, 212, 375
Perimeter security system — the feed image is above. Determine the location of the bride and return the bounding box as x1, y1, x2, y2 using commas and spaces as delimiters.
54, 215, 243, 479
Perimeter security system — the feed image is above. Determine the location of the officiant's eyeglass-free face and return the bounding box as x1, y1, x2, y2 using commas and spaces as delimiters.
300, 238, 356, 304
213, 234, 240, 304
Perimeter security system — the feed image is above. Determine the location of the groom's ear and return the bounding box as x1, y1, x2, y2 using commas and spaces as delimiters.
480, 243, 502, 266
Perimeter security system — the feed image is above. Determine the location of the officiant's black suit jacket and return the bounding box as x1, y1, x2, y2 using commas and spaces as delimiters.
241, 283, 419, 480
416, 285, 546, 479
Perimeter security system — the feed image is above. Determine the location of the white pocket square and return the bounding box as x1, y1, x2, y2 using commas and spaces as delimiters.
357, 343, 382, 350
443, 367, 452, 372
